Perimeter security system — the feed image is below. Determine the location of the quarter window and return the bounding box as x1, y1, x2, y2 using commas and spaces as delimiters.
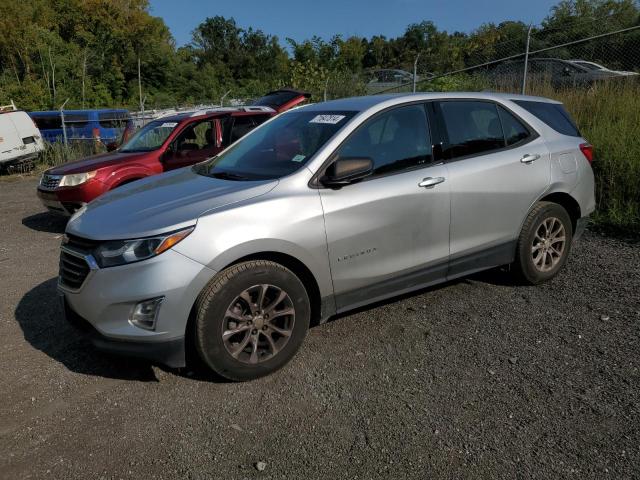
336, 104, 433, 176
513, 100, 581, 137
438, 101, 505, 159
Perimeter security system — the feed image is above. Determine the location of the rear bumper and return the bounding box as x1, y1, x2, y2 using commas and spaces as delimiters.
62, 295, 186, 368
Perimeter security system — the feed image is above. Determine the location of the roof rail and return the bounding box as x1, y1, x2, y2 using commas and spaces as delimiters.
0, 100, 17, 113
239, 106, 275, 113
188, 105, 276, 117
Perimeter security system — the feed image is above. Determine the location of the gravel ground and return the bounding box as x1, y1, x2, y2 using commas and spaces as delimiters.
0, 176, 639, 480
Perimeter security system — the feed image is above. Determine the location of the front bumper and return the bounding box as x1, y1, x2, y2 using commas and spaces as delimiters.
37, 188, 78, 215
58, 248, 216, 367
62, 295, 186, 367
37, 179, 107, 215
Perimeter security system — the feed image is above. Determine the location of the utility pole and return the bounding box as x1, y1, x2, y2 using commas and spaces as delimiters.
138, 55, 144, 114
522, 25, 533, 95
324, 75, 330, 102
81, 48, 88, 109
49, 47, 56, 107
413, 54, 421, 93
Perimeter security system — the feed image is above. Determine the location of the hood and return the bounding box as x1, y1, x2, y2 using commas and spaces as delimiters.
66, 167, 278, 240
47, 151, 153, 175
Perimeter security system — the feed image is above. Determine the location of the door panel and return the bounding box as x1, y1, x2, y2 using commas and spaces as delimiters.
446, 135, 549, 261
320, 165, 450, 310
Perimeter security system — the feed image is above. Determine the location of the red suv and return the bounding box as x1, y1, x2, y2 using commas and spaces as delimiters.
37, 89, 310, 214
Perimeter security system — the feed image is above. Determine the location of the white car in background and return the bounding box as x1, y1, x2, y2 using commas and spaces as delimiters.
0, 102, 45, 173
569, 59, 638, 76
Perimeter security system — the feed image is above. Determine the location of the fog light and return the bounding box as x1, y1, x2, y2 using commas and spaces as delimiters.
129, 297, 164, 331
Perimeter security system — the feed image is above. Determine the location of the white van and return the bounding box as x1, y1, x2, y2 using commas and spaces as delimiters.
0, 102, 45, 172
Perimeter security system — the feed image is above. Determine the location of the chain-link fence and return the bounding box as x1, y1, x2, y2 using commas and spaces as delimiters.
369, 19, 640, 96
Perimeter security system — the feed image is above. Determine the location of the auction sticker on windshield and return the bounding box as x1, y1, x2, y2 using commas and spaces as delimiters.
309, 114, 346, 124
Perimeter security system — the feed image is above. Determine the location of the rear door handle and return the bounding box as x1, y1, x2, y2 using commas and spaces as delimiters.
520, 153, 541, 164
418, 176, 446, 188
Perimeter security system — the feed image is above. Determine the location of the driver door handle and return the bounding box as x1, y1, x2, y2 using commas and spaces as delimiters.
520, 153, 541, 164
418, 176, 446, 188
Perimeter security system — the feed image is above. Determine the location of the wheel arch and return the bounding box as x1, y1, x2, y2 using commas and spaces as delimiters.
226, 252, 323, 326
539, 191, 581, 234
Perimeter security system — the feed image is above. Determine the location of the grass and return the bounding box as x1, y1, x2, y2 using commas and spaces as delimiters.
37, 141, 97, 169
524, 79, 640, 233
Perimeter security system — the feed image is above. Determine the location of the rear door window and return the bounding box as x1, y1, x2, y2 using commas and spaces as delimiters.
336, 104, 433, 176
513, 100, 580, 137
497, 106, 531, 146
437, 100, 505, 159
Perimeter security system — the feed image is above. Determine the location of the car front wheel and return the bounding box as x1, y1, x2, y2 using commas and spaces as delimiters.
194, 260, 310, 381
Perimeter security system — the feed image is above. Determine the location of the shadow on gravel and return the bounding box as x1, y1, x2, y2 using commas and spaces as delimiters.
467, 266, 518, 287
15, 278, 159, 382
22, 212, 67, 234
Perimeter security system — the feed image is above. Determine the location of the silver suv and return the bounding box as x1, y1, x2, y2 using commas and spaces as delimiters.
59, 93, 595, 381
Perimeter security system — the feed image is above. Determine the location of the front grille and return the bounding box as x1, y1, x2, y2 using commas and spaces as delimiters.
65, 234, 100, 251
40, 174, 61, 190
59, 235, 100, 290
59, 250, 91, 289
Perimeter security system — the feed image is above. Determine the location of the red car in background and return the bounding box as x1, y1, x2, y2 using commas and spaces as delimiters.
37, 89, 310, 215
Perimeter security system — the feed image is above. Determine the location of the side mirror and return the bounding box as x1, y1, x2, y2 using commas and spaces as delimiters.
321, 157, 373, 188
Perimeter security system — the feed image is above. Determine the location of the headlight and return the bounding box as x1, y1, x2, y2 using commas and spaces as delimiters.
59, 171, 97, 187
93, 227, 194, 268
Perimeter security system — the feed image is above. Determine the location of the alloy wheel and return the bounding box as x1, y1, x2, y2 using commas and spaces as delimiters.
531, 216, 566, 272
221, 284, 295, 364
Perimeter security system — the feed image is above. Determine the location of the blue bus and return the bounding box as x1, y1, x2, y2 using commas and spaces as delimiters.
29, 109, 133, 145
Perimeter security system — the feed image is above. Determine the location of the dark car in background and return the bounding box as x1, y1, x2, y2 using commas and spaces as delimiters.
36, 89, 310, 215
29, 109, 133, 146
489, 57, 624, 88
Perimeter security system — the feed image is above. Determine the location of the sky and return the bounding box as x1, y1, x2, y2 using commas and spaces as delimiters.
149, 0, 560, 47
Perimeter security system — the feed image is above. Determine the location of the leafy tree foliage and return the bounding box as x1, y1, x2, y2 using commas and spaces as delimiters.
0, 0, 638, 110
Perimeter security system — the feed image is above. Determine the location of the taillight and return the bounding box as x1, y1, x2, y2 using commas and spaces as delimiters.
579, 143, 593, 164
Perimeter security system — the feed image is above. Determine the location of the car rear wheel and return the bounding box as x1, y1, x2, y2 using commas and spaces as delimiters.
513, 201, 573, 285
194, 260, 310, 381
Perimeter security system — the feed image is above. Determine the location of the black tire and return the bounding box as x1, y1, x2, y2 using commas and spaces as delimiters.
513, 201, 573, 285
194, 260, 310, 381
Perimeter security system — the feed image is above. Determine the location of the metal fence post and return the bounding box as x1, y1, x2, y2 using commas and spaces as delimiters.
220, 90, 231, 107
413, 54, 421, 93
59, 98, 69, 145
522, 25, 533, 95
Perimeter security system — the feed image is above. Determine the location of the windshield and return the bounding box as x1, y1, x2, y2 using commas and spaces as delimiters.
194, 110, 355, 180
120, 120, 179, 152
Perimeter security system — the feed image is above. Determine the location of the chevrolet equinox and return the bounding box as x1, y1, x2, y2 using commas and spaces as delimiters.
59, 92, 595, 381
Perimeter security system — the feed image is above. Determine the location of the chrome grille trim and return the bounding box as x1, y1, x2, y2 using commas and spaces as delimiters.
58, 244, 99, 293
40, 174, 62, 190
